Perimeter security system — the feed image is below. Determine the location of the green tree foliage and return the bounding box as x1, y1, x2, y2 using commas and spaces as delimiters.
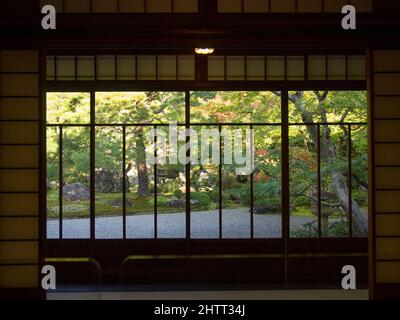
47, 91, 368, 237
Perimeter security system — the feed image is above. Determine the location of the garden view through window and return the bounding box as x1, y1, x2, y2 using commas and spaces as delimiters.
46, 91, 368, 239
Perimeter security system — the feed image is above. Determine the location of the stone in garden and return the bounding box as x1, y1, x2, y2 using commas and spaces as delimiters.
166, 199, 200, 207
62, 183, 90, 201
251, 205, 277, 214
108, 199, 133, 208
166, 199, 186, 208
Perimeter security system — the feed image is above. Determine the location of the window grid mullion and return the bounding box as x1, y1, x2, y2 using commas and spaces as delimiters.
59, 125, 63, 239
317, 124, 322, 238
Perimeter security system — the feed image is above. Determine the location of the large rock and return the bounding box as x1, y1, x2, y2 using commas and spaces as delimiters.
63, 183, 90, 201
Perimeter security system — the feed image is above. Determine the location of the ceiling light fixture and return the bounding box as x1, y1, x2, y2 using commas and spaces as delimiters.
195, 48, 215, 55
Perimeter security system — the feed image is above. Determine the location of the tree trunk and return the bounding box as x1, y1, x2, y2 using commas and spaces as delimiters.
321, 215, 329, 236
331, 171, 368, 235
125, 162, 132, 191
135, 127, 150, 197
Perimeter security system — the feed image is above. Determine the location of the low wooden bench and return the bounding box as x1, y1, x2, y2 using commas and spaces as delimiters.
120, 254, 282, 284
45, 257, 102, 288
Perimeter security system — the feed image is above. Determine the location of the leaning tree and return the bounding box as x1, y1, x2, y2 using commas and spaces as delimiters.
273, 91, 368, 235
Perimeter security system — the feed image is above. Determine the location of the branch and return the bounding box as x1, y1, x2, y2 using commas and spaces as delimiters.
339, 109, 350, 124
301, 193, 342, 209
272, 91, 302, 105
339, 115, 350, 139
313, 91, 331, 142
314, 91, 329, 102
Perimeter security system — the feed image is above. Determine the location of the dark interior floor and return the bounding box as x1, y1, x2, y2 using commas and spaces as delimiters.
47, 286, 369, 300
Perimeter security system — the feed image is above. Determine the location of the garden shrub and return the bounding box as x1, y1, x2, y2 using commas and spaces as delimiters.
210, 189, 220, 203
352, 189, 367, 207
291, 220, 349, 238
222, 175, 242, 189
148, 195, 169, 207
190, 192, 212, 208
291, 221, 318, 238
173, 189, 184, 199
295, 196, 312, 208
94, 168, 123, 193
236, 181, 281, 210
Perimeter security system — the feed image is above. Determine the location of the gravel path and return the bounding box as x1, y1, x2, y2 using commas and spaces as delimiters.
47, 208, 313, 239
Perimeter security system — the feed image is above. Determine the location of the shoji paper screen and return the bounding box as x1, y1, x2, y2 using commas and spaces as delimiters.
0, 50, 42, 292
370, 49, 400, 299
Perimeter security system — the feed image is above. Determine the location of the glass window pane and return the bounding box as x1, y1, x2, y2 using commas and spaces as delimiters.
46, 90, 367, 242
222, 126, 252, 239
190, 126, 220, 239
95, 92, 185, 124
351, 125, 368, 237
289, 91, 368, 239
95, 126, 123, 239
46, 126, 60, 239
253, 125, 282, 238
61, 126, 90, 239
46, 92, 90, 124
154, 126, 186, 239
320, 125, 349, 238
190, 91, 281, 124
126, 127, 155, 239
289, 91, 368, 124
289, 125, 318, 238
